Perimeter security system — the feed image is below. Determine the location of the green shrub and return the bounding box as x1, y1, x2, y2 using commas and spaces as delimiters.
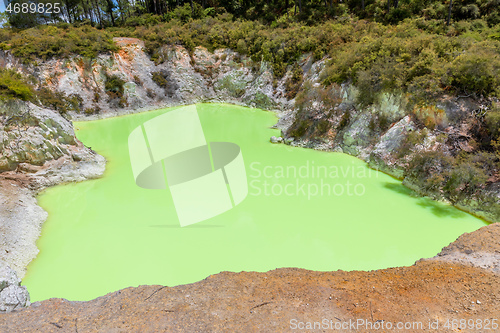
133, 75, 142, 85
406, 150, 453, 192
411, 104, 448, 130
84, 106, 101, 115
0, 25, 117, 63
406, 148, 495, 204
0, 69, 33, 101
151, 71, 168, 88
285, 63, 303, 99
485, 103, 500, 140
337, 110, 351, 131
151, 70, 177, 97
93, 92, 100, 103
104, 74, 127, 108
289, 118, 313, 138
396, 129, 428, 158
36, 87, 84, 114
217, 75, 245, 98
369, 113, 391, 133
36, 87, 67, 113
146, 88, 156, 99
104, 74, 125, 97
443, 159, 488, 204
315, 119, 331, 136
445, 48, 500, 96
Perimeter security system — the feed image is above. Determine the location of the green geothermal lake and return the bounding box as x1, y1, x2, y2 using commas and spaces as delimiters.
23, 104, 486, 301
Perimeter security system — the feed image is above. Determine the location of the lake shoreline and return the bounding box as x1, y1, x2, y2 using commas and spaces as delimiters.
20, 104, 486, 304
0, 101, 495, 316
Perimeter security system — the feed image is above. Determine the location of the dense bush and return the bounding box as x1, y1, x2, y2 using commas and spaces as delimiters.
411, 105, 448, 130
0, 69, 33, 101
485, 103, 500, 150
445, 47, 500, 96
36, 87, 83, 114
0, 25, 117, 62
486, 108, 500, 136
104, 74, 125, 96
104, 74, 127, 108
321, 20, 500, 102
0, 13, 498, 103
288, 83, 345, 139
406, 144, 499, 205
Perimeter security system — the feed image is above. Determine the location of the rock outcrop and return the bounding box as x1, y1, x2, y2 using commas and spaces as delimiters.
0, 99, 105, 278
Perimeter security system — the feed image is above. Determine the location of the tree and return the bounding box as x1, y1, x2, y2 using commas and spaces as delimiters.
105, 0, 116, 26
447, 0, 452, 25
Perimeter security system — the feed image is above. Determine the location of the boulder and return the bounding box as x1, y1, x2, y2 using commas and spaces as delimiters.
0, 263, 30, 313
270, 136, 283, 143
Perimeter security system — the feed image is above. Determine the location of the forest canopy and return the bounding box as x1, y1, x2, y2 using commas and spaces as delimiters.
0, 1, 499, 101
3, 0, 499, 29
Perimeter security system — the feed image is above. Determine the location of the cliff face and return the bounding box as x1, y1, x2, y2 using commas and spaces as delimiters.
0, 34, 498, 262
25, 38, 290, 119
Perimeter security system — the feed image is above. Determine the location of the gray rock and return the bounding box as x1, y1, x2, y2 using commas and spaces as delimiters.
367, 116, 415, 179
341, 113, 372, 158
372, 115, 415, 155
0, 264, 19, 291
270, 136, 283, 144
0, 263, 30, 313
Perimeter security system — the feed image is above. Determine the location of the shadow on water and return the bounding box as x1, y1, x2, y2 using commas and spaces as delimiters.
383, 182, 418, 197
416, 199, 467, 218
383, 182, 467, 219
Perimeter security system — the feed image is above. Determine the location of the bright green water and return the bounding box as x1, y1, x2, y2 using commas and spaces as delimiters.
23, 104, 486, 301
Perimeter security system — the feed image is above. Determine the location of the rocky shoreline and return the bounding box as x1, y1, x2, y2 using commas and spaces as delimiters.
5, 37, 497, 222
0, 100, 105, 281
0, 100, 105, 311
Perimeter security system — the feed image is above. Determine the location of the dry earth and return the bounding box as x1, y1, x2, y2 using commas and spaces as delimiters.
0, 224, 498, 332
